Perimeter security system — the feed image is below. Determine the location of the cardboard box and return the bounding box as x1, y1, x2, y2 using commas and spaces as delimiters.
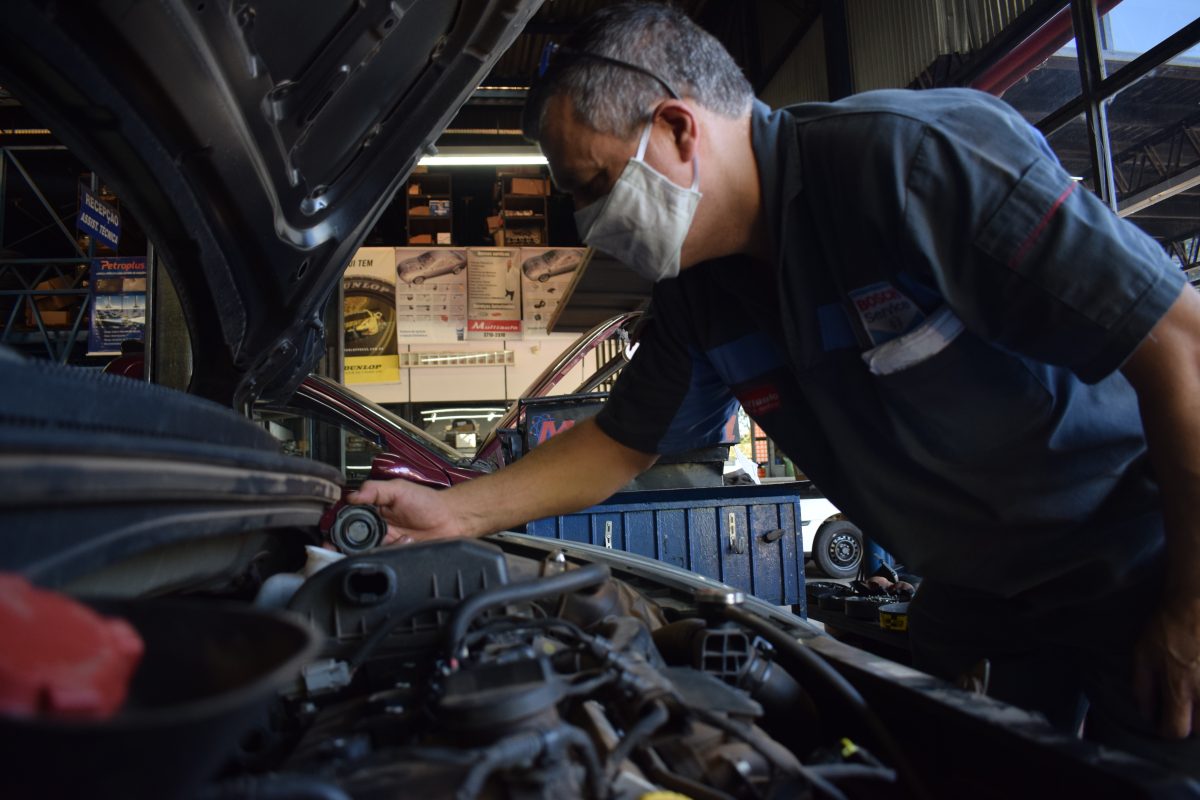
24, 307, 75, 328
436, 232, 452, 245
33, 275, 81, 310
510, 177, 548, 195
429, 199, 451, 216
409, 234, 434, 244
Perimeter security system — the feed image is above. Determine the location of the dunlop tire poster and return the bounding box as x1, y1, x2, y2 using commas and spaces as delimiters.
343, 247, 400, 384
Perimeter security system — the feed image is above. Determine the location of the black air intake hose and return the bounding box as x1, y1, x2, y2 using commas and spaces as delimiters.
442, 564, 610, 663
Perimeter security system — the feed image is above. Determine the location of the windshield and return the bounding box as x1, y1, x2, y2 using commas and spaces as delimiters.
308, 376, 468, 463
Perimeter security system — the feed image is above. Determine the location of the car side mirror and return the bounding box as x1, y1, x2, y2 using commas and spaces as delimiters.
369, 451, 451, 488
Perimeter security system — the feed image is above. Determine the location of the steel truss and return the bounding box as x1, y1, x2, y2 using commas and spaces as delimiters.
0, 145, 94, 362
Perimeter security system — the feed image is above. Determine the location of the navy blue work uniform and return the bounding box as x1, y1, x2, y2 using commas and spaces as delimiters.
594, 90, 1196, 774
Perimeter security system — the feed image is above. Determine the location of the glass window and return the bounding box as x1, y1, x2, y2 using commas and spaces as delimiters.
1042, 113, 1098, 192
257, 408, 384, 485
1102, 1, 1200, 62
1000, 38, 1082, 125
1103, 64, 1200, 263
1125, 200, 1200, 278
413, 402, 508, 454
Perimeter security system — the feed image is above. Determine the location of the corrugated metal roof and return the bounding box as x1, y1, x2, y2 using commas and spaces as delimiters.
847, 0, 1043, 91
760, 21, 829, 106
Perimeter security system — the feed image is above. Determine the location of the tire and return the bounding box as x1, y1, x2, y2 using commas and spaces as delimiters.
813, 520, 863, 579
413, 275, 425, 285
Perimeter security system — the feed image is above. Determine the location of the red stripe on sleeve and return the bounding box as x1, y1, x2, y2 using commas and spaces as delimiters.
1007, 181, 1078, 271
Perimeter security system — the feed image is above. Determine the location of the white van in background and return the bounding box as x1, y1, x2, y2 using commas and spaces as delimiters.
726, 451, 863, 579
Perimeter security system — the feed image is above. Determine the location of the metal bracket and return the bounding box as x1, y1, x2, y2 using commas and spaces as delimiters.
603, 520, 613, 549
728, 512, 746, 555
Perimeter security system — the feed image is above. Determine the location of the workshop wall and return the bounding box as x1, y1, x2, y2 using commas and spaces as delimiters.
760, 17, 828, 107
353, 333, 588, 405
848, 0, 1042, 90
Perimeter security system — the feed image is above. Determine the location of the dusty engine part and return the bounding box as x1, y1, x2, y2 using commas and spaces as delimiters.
196, 541, 902, 800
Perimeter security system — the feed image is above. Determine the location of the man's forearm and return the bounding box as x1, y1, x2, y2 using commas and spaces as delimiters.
444, 417, 659, 538
1121, 285, 1200, 737
1122, 286, 1200, 601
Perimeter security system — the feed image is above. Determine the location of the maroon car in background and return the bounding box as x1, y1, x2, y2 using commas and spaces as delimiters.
257, 312, 641, 537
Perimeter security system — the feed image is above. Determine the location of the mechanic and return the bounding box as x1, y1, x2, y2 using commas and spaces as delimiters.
351, 2, 1200, 774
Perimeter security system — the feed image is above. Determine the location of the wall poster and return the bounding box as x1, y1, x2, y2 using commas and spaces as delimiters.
466, 248, 522, 340
87, 257, 146, 356
342, 247, 400, 384
519, 247, 584, 335
394, 248, 468, 342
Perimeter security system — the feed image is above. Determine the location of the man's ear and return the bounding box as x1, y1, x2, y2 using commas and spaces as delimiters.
653, 100, 699, 165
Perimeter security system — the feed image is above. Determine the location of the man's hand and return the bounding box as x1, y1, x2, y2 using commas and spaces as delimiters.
346, 418, 657, 548
347, 480, 467, 546
1134, 603, 1200, 738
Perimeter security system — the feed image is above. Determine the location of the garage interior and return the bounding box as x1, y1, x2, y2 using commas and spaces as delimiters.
1, 0, 1200, 796
3, 0, 1196, 575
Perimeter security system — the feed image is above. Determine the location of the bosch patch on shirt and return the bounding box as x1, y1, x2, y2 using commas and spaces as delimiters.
737, 382, 783, 416
848, 282, 926, 346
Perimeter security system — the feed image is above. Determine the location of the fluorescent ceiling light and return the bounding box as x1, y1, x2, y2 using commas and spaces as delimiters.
419, 146, 547, 167
419, 154, 547, 166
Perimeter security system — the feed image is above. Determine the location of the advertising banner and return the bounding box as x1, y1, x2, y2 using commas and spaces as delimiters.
466, 248, 522, 340
342, 247, 400, 384
520, 247, 584, 335
76, 186, 120, 250
87, 257, 146, 355
394, 248, 468, 342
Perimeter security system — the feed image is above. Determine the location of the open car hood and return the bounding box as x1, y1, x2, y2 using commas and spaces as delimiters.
0, 0, 541, 405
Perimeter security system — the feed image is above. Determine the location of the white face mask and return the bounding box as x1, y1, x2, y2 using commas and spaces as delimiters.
573, 119, 701, 283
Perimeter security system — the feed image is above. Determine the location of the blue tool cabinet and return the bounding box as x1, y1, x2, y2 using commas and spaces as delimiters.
526, 484, 807, 610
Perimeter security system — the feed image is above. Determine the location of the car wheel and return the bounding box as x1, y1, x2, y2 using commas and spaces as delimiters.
538, 274, 549, 282
413, 276, 425, 285
813, 520, 862, 579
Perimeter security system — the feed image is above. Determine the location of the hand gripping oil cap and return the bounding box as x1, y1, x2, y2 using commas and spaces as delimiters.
0, 574, 144, 720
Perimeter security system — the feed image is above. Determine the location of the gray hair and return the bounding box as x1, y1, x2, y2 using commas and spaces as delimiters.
522, 2, 754, 141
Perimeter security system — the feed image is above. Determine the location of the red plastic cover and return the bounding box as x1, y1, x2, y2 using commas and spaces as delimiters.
0, 574, 144, 720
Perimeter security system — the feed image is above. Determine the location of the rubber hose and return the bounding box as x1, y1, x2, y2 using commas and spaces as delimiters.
605, 701, 669, 780
455, 724, 606, 800
443, 564, 610, 662
808, 763, 898, 783
691, 707, 855, 800
690, 706, 802, 775
720, 605, 932, 800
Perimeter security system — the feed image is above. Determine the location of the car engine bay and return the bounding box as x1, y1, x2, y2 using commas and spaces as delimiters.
193, 539, 899, 800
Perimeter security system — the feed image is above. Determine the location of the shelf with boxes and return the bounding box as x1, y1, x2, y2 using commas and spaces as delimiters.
492, 171, 548, 247
404, 172, 453, 245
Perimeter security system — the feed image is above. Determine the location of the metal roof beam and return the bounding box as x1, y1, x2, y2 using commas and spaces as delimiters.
1118, 162, 1200, 218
